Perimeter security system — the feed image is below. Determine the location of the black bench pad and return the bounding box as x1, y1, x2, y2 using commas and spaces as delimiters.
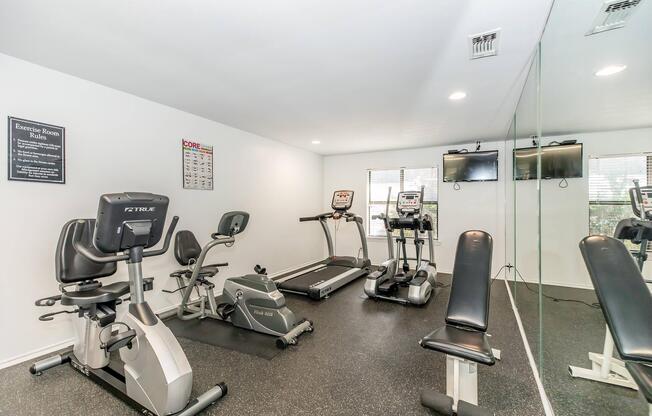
580, 236, 652, 362
626, 362, 652, 403
420, 325, 495, 366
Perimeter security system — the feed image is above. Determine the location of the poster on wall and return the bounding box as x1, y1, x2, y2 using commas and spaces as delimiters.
8, 117, 65, 184
182, 139, 213, 190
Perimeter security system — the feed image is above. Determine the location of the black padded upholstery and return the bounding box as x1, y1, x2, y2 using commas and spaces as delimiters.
446, 230, 493, 331
55, 219, 117, 284
625, 362, 652, 403
216, 211, 249, 236
579, 236, 652, 363
61, 282, 130, 306
174, 230, 202, 266
420, 230, 495, 366
420, 326, 495, 365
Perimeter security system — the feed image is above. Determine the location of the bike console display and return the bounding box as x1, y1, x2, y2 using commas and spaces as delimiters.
94, 192, 170, 252
397, 191, 421, 214
332, 190, 354, 211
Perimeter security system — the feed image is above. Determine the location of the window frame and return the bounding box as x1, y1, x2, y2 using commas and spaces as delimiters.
588, 153, 652, 240
366, 166, 439, 240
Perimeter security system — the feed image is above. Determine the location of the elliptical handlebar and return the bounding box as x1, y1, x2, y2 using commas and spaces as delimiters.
629, 180, 652, 221
72, 216, 179, 263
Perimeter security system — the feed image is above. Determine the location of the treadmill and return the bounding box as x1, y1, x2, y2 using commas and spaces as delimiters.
270, 190, 371, 299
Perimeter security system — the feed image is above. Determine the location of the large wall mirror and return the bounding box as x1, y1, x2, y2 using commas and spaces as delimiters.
507, 0, 652, 415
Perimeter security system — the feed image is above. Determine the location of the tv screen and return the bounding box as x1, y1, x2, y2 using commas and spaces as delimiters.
513, 143, 583, 180
443, 150, 499, 182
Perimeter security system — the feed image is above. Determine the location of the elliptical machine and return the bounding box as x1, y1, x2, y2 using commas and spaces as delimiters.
167, 211, 313, 349
31, 193, 226, 416
614, 179, 652, 272
364, 186, 437, 305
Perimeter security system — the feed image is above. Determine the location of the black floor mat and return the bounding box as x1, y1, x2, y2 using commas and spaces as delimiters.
164, 317, 283, 360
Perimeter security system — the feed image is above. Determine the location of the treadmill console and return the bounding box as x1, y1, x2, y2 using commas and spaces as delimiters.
332, 190, 354, 211
397, 191, 421, 214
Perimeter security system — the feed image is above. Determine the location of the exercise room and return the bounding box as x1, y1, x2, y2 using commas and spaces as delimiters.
1, 1, 650, 415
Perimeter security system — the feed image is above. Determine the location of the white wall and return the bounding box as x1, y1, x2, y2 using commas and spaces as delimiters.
322, 141, 508, 276
0, 54, 324, 366
506, 127, 652, 288
322, 127, 652, 291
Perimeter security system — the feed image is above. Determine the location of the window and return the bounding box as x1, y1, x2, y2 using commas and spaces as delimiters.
367, 167, 438, 238
588, 154, 652, 237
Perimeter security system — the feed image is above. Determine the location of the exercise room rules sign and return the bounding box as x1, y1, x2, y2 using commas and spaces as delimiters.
8, 117, 65, 184
182, 139, 213, 190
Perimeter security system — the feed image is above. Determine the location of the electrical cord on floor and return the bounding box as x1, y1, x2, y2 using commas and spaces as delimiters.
491, 265, 508, 286
511, 265, 600, 310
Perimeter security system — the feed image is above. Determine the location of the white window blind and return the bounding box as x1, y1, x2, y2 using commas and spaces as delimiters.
588, 154, 652, 237
367, 167, 438, 238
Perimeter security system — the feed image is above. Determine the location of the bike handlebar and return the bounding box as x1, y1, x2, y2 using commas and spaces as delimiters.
72, 216, 179, 263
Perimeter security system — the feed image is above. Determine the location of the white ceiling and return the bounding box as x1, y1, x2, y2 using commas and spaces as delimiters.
0, 0, 553, 155
512, 0, 652, 138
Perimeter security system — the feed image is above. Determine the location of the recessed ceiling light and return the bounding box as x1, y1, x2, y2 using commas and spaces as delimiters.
595, 65, 627, 77
449, 91, 467, 100
311, 140, 321, 145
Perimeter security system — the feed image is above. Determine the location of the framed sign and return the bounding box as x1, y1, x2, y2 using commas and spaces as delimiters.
182, 139, 213, 190
8, 117, 65, 184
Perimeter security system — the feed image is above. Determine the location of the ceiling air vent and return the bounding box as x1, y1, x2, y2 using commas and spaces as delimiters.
469, 29, 501, 60
586, 0, 644, 36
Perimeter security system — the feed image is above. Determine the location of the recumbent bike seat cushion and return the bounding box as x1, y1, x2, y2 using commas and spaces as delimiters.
61, 282, 130, 306
56, 219, 129, 306
56, 219, 117, 284
174, 230, 203, 266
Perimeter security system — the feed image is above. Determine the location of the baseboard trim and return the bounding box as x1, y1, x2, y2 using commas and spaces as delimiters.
0, 337, 74, 370
504, 278, 556, 416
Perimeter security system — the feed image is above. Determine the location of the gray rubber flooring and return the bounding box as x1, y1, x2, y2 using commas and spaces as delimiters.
513, 282, 649, 416
0, 275, 544, 416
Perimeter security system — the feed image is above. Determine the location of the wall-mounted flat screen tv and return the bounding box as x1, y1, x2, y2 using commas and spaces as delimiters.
513, 143, 583, 180
443, 150, 499, 182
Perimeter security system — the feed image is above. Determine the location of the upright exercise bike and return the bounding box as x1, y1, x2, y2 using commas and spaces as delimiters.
166, 211, 313, 348
364, 186, 437, 305
31, 193, 226, 416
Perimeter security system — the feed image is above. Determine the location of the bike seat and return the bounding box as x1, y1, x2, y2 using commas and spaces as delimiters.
420, 325, 495, 366
170, 266, 219, 279
61, 281, 130, 306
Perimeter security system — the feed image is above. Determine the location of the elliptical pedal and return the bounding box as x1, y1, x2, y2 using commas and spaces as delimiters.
378, 280, 396, 293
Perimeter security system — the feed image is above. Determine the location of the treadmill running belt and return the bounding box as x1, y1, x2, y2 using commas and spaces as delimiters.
278, 265, 353, 293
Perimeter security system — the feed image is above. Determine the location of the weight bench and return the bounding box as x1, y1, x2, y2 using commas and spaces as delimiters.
419, 230, 499, 416
580, 235, 652, 416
